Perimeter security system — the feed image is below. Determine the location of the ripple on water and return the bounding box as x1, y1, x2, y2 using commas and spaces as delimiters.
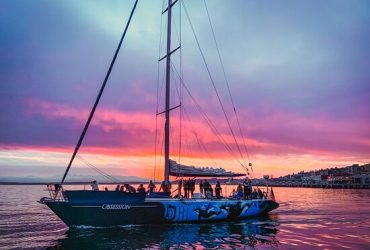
0, 186, 370, 249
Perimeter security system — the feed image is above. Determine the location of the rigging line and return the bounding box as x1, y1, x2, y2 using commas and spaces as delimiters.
158, 128, 165, 182
76, 155, 120, 183
182, 106, 218, 167
179, 0, 183, 165
59, 0, 139, 187
182, 2, 246, 170
203, 0, 251, 164
76, 156, 114, 181
182, 105, 213, 167
155, 116, 165, 182
168, 64, 183, 164
170, 69, 182, 162
172, 63, 246, 171
155, 0, 166, 181
170, 61, 247, 171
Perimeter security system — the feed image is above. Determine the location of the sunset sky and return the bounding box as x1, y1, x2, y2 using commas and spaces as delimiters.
1, 0, 369, 181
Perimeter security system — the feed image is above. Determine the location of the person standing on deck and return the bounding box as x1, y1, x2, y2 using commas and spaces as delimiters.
178, 179, 183, 197
148, 180, 156, 194
190, 179, 195, 198
183, 179, 189, 198
243, 178, 250, 199
90, 180, 99, 191
215, 181, 222, 199
199, 180, 204, 194
203, 179, 210, 196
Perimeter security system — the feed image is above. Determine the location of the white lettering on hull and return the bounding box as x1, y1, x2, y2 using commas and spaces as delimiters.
101, 204, 131, 210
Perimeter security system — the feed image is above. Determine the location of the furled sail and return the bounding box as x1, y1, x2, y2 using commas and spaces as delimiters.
169, 160, 246, 177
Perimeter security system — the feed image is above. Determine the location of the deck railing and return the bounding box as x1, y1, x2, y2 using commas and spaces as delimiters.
45, 184, 65, 201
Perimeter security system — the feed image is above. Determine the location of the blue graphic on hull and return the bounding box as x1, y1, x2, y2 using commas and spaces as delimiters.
159, 199, 276, 223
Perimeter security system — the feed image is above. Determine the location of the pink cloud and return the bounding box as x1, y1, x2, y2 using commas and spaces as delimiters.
21, 98, 370, 162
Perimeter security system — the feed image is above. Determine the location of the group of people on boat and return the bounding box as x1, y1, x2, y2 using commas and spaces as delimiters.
198, 179, 223, 199
178, 178, 196, 198
113, 183, 138, 193
90, 177, 267, 200
231, 178, 266, 199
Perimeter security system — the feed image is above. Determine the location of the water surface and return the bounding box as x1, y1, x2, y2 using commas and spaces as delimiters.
0, 185, 369, 249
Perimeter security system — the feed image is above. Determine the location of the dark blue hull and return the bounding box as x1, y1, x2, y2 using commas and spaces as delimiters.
43, 191, 279, 227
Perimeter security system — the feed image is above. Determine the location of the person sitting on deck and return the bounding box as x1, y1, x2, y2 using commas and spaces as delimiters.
215, 181, 222, 199
115, 185, 120, 191
137, 184, 146, 193
159, 180, 169, 192
252, 189, 258, 199
90, 180, 99, 191
148, 180, 156, 194
104, 187, 108, 191
124, 184, 136, 193
120, 185, 125, 192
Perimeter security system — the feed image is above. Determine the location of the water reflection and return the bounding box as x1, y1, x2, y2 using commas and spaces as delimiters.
2, 186, 369, 249
51, 215, 279, 249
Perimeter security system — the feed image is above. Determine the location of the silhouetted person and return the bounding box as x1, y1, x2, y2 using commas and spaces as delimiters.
236, 184, 243, 199
257, 188, 264, 199
199, 180, 204, 194
243, 178, 253, 199
203, 179, 210, 196
252, 189, 258, 199
190, 179, 195, 198
215, 181, 222, 199
90, 180, 99, 191
148, 180, 156, 193
159, 180, 169, 192
124, 184, 136, 193
178, 179, 183, 196
137, 184, 146, 193
184, 179, 190, 198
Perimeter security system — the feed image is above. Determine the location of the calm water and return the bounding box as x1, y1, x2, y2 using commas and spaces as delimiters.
0, 185, 369, 249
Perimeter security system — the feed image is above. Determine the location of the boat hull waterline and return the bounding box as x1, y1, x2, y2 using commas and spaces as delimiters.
42, 191, 279, 227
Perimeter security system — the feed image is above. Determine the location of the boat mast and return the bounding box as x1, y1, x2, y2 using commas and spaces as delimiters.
164, 0, 173, 182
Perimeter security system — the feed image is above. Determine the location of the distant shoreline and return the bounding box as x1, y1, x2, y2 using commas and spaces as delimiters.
1, 181, 369, 189
265, 183, 370, 189
0, 181, 149, 186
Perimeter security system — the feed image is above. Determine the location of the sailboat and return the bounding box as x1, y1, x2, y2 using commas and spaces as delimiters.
40, 0, 279, 227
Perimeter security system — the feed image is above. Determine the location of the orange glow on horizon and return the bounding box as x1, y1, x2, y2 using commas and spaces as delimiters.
1, 145, 368, 180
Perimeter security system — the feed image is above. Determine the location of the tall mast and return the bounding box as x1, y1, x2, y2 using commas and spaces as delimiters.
164, 0, 173, 182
